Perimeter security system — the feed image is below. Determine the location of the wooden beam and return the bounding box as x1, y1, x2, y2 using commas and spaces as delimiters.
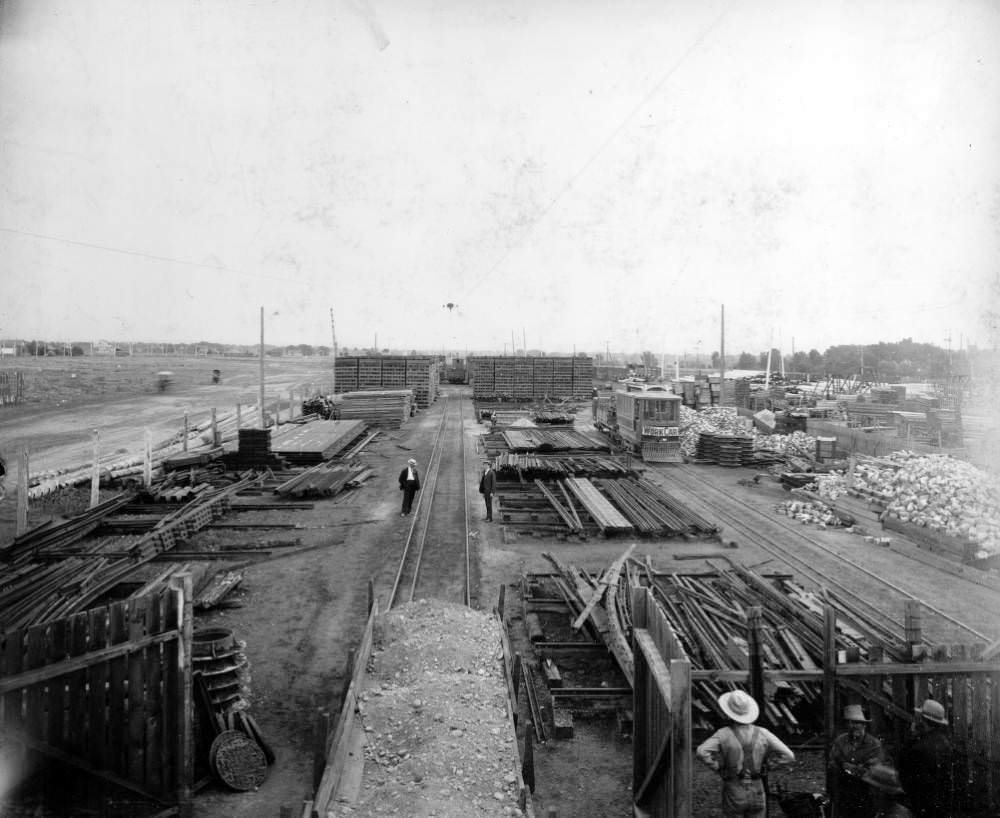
0, 630, 178, 694
572, 543, 635, 631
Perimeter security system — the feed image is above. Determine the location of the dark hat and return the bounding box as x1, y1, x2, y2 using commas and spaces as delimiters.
915, 699, 948, 726
861, 764, 904, 794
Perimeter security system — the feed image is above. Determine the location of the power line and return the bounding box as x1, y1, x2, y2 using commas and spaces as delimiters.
0, 225, 310, 287
460, 0, 735, 299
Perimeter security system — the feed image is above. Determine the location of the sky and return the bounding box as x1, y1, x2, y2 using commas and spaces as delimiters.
1, 0, 998, 357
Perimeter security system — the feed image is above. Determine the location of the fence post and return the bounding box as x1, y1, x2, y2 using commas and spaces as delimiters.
313, 708, 331, 791
211, 408, 219, 447
87, 430, 101, 508
16, 447, 28, 535
143, 429, 153, 488
823, 602, 837, 809
236, 403, 242, 429
183, 411, 189, 452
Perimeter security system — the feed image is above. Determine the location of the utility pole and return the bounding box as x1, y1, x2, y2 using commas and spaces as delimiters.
259, 306, 266, 429
605, 340, 610, 363
719, 304, 726, 406
330, 309, 337, 395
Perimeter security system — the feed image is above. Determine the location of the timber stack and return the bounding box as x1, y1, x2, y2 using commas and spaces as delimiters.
470, 356, 594, 401
334, 356, 439, 407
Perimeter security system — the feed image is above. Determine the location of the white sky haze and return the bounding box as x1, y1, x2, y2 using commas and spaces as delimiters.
1, 0, 998, 356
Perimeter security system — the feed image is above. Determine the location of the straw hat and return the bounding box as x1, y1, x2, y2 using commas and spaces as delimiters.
843, 704, 870, 723
861, 764, 904, 795
407, 458, 417, 465
915, 699, 948, 726
718, 690, 759, 724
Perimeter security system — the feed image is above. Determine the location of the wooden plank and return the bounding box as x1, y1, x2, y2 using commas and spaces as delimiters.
47, 617, 68, 747
171, 573, 194, 813
25, 623, 48, 740
107, 600, 128, 777
161, 586, 180, 796
145, 591, 165, 796
65, 611, 90, 756
571, 544, 635, 631
990, 676, 1000, 809
87, 606, 109, 772
670, 657, 692, 818
971, 674, 989, 802
127, 596, 149, 785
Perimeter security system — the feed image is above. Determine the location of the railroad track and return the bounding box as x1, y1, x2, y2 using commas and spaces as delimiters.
388, 391, 471, 609
661, 465, 988, 644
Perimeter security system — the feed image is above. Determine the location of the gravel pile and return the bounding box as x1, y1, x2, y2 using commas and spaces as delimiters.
333, 599, 522, 817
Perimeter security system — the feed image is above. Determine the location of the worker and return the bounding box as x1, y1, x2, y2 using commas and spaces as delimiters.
828, 704, 883, 818
398, 458, 420, 516
863, 764, 913, 818
478, 460, 497, 522
696, 690, 795, 817
898, 699, 954, 818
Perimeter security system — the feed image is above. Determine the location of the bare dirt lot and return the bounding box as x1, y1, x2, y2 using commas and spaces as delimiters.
2, 364, 999, 818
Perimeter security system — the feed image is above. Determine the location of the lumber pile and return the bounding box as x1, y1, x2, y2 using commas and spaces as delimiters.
273, 463, 372, 499
334, 357, 439, 407
492, 452, 634, 479
337, 390, 413, 428
594, 477, 719, 537
564, 477, 633, 535
222, 428, 288, 471
269, 419, 368, 465
470, 356, 593, 401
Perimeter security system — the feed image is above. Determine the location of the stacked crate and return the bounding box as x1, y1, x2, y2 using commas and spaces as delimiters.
572, 357, 594, 399
359, 358, 382, 390
471, 358, 494, 397
493, 358, 515, 399
404, 358, 439, 408
334, 358, 359, 392
533, 358, 553, 397
552, 358, 574, 398
514, 358, 534, 400
381, 357, 407, 389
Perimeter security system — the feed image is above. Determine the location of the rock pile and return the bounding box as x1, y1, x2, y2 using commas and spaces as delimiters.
335, 599, 522, 817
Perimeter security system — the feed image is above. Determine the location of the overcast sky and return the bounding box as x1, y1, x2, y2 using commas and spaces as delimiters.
1, 0, 998, 356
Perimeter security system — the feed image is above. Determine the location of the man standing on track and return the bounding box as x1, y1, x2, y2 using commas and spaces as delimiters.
479, 460, 497, 522
398, 458, 420, 516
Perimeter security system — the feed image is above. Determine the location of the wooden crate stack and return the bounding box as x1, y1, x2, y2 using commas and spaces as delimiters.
493, 358, 515, 399
381, 357, 407, 389
571, 357, 594, 399
358, 358, 382, 390
533, 358, 553, 397
338, 390, 412, 428
551, 357, 573, 398
514, 358, 534, 400
334, 358, 359, 392
471, 358, 494, 395
403, 357, 439, 407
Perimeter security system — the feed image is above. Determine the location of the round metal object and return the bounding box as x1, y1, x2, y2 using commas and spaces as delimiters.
209, 730, 267, 791
192, 627, 236, 658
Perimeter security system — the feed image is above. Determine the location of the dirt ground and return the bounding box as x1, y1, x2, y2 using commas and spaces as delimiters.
1, 365, 998, 817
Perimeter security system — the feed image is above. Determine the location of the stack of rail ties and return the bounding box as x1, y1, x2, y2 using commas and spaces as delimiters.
628, 557, 912, 733
222, 428, 288, 471
337, 390, 413, 429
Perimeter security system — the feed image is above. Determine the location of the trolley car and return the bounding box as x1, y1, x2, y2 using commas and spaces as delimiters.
593, 388, 683, 462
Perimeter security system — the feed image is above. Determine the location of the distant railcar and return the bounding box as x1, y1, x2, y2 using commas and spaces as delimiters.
593, 389, 682, 462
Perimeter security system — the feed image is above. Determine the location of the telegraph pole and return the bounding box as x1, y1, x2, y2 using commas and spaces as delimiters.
259, 307, 266, 428
719, 304, 726, 406
330, 309, 337, 395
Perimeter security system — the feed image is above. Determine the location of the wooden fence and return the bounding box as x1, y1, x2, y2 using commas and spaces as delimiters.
0, 370, 24, 405
631, 586, 692, 818
0, 576, 193, 813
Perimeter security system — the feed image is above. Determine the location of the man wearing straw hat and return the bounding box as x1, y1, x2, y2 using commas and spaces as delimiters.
828, 704, 883, 818
696, 689, 796, 817
898, 699, 953, 818
397, 458, 420, 516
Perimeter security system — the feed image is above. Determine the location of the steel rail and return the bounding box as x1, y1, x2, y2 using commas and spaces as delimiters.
674, 465, 988, 642
387, 398, 450, 609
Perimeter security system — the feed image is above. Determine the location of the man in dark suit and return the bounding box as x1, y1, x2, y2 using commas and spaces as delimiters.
398, 458, 420, 516
478, 460, 497, 522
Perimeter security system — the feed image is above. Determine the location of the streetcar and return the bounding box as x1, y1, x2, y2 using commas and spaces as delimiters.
593, 388, 683, 462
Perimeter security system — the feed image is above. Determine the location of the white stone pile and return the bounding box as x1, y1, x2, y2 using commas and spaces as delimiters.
679, 406, 748, 458
754, 431, 819, 458
775, 499, 841, 527
851, 452, 1000, 558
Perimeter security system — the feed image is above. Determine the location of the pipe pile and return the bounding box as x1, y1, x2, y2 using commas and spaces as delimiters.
491, 452, 634, 479
593, 477, 719, 537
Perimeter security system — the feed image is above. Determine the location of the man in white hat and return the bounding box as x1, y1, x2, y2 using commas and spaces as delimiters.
828, 704, 883, 817
397, 458, 421, 516
898, 699, 953, 818
696, 689, 795, 817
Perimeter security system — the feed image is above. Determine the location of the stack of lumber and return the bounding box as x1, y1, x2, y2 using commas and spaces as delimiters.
337, 390, 412, 428
222, 428, 288, 471
274, 462, 372, 499
492, 452, 634, 479
269, 419, 368, 465
533, 411, 574, 425
593, 477, 719, 537
501, 428, 609, 453
334, 357, 439, 407
470, 356, 594, 401
564, 477, 633, 535
846, 403, 895, 427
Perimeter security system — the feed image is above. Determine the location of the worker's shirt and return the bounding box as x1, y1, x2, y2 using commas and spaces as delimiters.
696, 724, 794, 781
406, 467, 416, 482
829, 731, 882, 776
